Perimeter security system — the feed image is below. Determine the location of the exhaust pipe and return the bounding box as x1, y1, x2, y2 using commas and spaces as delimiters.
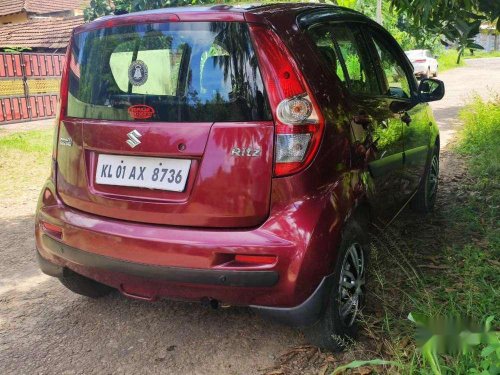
201, 297, 220, 309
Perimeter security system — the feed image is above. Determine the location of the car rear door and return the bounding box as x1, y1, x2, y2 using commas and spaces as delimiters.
56, 21, 274, 228
364, 27, 431, 200
307, 22, 406, 223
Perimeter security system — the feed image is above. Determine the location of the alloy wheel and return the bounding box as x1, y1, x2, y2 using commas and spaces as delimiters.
338, 243, 365, 327
428, 154, 439, 202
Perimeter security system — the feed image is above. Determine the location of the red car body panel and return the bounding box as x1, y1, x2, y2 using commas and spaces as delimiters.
56, 119, 275, 227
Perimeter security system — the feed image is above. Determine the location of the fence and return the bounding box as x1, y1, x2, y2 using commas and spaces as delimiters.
0, 52, 65, 124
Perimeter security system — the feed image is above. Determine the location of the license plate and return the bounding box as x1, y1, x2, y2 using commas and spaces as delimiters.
96, 154, 191, 192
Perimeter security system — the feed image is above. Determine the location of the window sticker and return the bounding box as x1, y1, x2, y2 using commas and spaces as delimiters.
128, 104, 155, 119
128, 60, 148, 86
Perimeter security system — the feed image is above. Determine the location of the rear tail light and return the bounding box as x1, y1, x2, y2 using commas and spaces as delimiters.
249, 25, 324, 177
413, 59, 426, 63
234, 255, 277, 265
40, 221, 63, 239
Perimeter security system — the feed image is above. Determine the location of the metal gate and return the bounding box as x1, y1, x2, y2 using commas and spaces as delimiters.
0, 52, 65, 124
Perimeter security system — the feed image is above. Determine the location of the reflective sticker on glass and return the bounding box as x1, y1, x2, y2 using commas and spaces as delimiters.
128, 60, 148, 86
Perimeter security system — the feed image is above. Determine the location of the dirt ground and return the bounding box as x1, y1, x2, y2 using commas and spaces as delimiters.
0, 58, 498, 374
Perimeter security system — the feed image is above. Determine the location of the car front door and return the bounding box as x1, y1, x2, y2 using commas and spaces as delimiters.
307, 22, 406, 223
364, 27, 431, 202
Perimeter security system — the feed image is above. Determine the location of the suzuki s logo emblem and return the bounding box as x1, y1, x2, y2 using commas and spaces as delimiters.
126, 130, 142, 148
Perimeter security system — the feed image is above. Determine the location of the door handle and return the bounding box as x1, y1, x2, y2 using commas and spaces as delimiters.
402, 112, 412, 125
353, 114, 373, 126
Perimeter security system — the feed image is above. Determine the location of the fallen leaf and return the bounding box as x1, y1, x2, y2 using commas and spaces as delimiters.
354, 366, 372, 375
264, 370, 284, 375
324, 355, 336, 363
399, 336, 410, 349
319, 364, 329, 375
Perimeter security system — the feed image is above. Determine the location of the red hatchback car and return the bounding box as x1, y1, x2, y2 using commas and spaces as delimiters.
35, 4, 444, 350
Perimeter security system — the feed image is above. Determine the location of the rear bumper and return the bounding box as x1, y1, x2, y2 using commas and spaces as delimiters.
412, 63, 428, 75
39, 234, 278, 287
37, 245, 333, 327
36, 179, 344, 311
35, 169, 347, 328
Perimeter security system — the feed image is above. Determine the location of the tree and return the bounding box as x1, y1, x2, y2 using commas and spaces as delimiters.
442, 20, 484, 64
84, 0, 114, 21
390, 0, 500, 31
390, 0, 499, 63
84, 0, 219, 21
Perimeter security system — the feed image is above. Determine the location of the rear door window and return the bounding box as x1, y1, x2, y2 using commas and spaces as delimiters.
67, 22, 271, 122
308, 23, 380, 96
366, 29, 413, 99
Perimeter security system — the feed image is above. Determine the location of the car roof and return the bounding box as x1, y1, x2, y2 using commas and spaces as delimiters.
74, 3, 363, 34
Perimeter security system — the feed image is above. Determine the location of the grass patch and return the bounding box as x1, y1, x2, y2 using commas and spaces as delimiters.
340, 94, 500, 374
0, 129, 53, 213
464, 50, 500, 59
437, 50, 465, 72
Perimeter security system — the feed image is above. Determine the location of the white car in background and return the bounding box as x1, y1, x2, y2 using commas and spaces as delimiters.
405, 49, 438, 78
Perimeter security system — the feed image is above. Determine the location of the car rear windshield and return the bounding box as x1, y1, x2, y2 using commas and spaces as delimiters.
67, 22, 271, 122
405, 50, 425, 58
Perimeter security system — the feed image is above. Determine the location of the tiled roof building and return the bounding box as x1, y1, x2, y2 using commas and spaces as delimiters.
0, 0, 85, 17
0, 0, 88, 50
0, 16, 84, 50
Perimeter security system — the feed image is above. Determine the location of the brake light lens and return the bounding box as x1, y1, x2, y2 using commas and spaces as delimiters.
413, 59, 426, 63
249, 25, 324, 177
277, 94, 313, 124
234, 255, 277, 265
40, 221, 63, 239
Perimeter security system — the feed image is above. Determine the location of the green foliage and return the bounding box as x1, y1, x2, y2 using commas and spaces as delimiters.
0, 129, 54, 203
442, 19, 484, 64
331, 359, 401, 374
0, 129, 53, 154
350, 0, 443, 53
335, 0, 358, 8
84, 0, 219, 21
390, 0, 498, 68
437, 50, 466, 72
407, 314, 500, 375
458, 93, 500, 179
464, 49, 500, 59
390, 0, 500, 31
84, 0, 335, 21
84, 0, 114, 22
2, 47, 31, 53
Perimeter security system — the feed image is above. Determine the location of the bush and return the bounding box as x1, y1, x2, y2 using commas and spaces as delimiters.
458, 93, 500, 178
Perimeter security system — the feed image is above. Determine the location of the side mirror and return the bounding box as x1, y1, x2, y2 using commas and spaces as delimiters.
418, 78, 445, 102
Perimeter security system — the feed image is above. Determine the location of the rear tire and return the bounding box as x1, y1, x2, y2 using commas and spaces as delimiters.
303, 220, 368, 352
433, 67, 438, 77
411, 146, 439, 213
59, 269, 114, 298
